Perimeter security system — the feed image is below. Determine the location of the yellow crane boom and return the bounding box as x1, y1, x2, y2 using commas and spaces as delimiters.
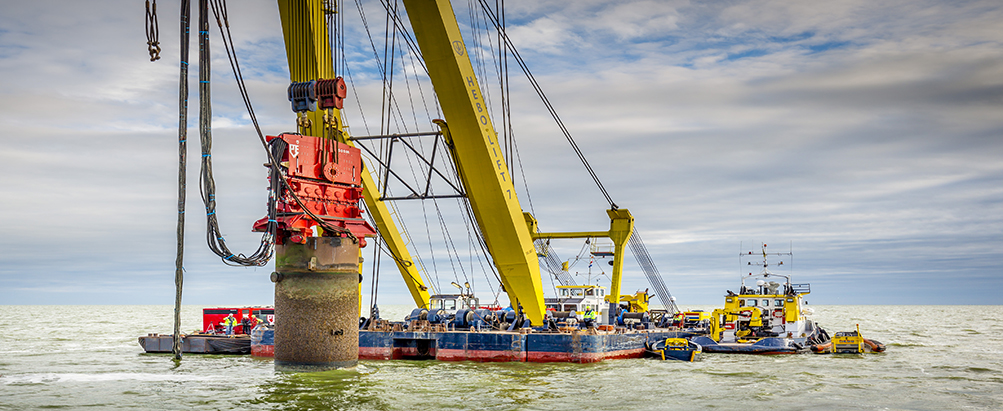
275, 0, 638, 326
403, 0, 546, 325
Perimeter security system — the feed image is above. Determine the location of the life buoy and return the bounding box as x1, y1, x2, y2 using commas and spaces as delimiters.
723, 323, 735, 330
772, 309, 784, 319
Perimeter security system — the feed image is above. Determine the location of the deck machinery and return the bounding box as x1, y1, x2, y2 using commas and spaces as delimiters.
257, 0, 645, 369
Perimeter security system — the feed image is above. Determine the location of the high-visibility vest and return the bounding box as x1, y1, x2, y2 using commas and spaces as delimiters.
584, 310, 597, 320
224, 317, 237, 326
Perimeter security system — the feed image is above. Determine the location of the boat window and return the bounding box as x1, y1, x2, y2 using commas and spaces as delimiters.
585, 289, 594, 296
444, 299, 456, 310
738, 300, 745, 307
560, 289, 568, 296
761, 300, 769, 307
570, 289, 584, 296
563, 304, 577, 312
775, 299, 784, 306
748, 299, 758, 306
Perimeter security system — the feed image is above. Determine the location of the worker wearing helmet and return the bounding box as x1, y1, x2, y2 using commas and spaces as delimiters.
240, 314, 252, 335
583, 306, 598, 328
223, 313, 237, 335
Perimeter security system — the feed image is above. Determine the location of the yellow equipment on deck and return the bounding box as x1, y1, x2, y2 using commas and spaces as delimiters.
832, 324, 865, 354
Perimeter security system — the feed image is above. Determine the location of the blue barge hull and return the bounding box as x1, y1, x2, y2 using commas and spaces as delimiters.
253, 329, 693, 363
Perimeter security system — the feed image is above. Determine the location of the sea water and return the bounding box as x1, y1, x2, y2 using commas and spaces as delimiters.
1, 305, 1001, 410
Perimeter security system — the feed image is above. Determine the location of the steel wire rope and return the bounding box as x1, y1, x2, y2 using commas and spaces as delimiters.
456, 196, 502, 302
358, 199, 438, 296
627, 232, 679, 313
385, 0, 487, 297
374, 0, 427, 76
432, 198, 469, 289
396, 24, 446, 297
435, 120, 504, 302
355, 131, 439, 294
566, 238, 592, 272
379, 0, 394, 135
342, 62, 372, 135
495, 0, 534, 217
418, 194, 443, 292
370, 222, 382, 315
465, 1, 496, 123
471, 1, 537, 218
398, 54, 454, 298
379, 1, 444, 293
536, 239, 576, 287
393, 28, 424, 134
498, 0, 515, 181
474, 0, 618, 210
470, 2, 538, 220
454, 184, 504, 303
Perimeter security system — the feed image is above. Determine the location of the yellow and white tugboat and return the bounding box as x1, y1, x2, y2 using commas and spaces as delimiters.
691, 244, 831, 354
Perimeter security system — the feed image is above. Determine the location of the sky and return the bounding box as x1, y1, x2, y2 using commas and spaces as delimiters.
0, 0, 1000, 307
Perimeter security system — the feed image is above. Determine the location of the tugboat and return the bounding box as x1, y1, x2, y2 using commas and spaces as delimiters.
691, 244, 830, 354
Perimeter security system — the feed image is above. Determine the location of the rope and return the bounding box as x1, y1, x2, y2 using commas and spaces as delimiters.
628, 231, 679, 313
475, 0, 617, 210
172, 0, 192, 362
145, 0, 161, 61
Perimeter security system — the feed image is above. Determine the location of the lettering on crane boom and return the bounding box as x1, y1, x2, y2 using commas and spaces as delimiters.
465, 76, 511, 191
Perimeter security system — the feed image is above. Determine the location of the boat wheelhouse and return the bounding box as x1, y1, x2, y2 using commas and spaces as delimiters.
692, 244, 828, 354
544, 284, 607, 321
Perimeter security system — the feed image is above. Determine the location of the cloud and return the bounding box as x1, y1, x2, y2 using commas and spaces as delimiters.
0, 0, 1001, 307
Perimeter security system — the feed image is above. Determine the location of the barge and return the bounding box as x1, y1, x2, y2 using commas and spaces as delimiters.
139, 307, 273, 355
249, 288, 691, 363
249, 327, 693, 363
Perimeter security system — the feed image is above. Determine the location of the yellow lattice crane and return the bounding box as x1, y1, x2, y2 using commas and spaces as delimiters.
276, 0, 637, 326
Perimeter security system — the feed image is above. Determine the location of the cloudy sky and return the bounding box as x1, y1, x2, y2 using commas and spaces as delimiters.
0, 0, 1000, 308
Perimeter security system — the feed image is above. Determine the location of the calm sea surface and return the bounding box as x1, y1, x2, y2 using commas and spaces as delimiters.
1, 305, 1001, 410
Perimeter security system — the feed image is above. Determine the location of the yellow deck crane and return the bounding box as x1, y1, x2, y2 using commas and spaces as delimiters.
276, 0, 639, 328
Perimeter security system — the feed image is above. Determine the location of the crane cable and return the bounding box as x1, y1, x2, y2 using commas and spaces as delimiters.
474, 0, 617, 210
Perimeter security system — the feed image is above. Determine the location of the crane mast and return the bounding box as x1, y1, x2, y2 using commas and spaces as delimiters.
402, 0, 547, 325
276, 0, 640, 327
